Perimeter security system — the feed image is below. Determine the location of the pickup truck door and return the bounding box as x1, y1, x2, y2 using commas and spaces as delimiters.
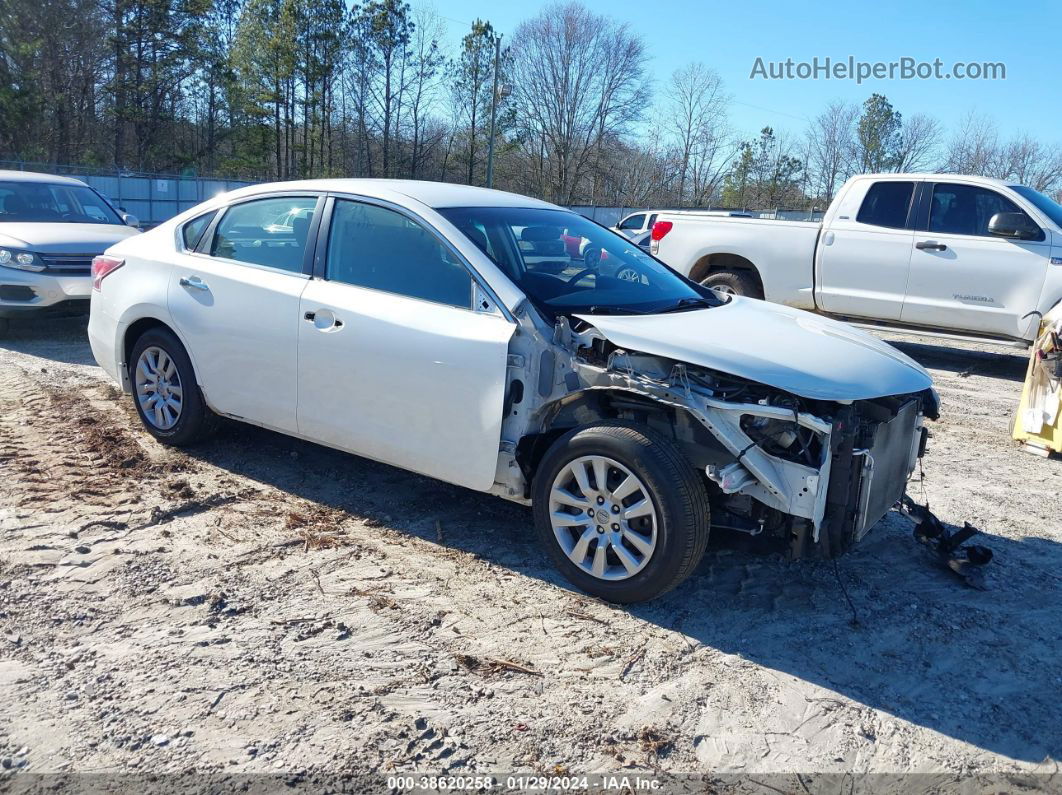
815, 179, 917, 320
900, 181, 1050, 340
296, 197, 515, 491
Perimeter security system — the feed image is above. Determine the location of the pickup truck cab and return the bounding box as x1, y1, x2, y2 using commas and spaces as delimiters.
652, 174, 1062, 346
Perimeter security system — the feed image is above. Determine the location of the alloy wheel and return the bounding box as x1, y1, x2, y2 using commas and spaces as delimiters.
548, 455, 658, 581
134, 345, 184, 430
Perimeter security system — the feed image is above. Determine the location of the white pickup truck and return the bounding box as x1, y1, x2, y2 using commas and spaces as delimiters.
651, 173, 1062, 346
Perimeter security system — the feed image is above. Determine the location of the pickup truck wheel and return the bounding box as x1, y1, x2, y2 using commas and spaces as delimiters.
702, 270, 763, 299
532, 422, 711, 603
129, 327, 217, 447
0, 318, 8, 335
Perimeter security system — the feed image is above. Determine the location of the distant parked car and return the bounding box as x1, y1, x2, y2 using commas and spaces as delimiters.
612, 210, 659, 239
89, 178, 936, 603
0, 170, 141, 333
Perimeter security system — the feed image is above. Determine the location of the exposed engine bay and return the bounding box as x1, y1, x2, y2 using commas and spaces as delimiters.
491, 302, 939, 559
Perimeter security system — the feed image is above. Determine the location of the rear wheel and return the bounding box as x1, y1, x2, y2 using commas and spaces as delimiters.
0, 318, 8, 335
532, 422, 711, 603
702, 269, 762, 298
129, 326, 216, 446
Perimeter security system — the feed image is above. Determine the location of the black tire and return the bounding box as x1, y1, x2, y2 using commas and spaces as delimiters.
0, 318, 9, 335
128, 326, 216, 446
532, 422, 711, 603
702, 269, 763, 299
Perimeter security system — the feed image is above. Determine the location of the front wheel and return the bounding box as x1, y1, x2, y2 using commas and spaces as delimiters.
532, 422, 711, 603
128, 326, 216, 446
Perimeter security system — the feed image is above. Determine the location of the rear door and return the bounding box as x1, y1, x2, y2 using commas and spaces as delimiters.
900, 181, 1050, 339
296, 197, 515, 491
815, 178, 917, 320
168, 193, 322, 433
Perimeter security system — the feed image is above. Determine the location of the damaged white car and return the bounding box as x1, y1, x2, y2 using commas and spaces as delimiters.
88, 180, 938, 602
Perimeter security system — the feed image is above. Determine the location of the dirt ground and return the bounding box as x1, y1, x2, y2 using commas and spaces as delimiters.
1, 313, 1060, 792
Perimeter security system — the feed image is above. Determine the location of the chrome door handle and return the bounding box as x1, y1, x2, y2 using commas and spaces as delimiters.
304, 309, 343, 330
179, 276, 209, 290
915, 241, 947, 252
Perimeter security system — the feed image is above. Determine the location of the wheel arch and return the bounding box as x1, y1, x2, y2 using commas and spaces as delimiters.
516, 388, 728, 497
689, 252, 763, 293
120, 314, 203, 392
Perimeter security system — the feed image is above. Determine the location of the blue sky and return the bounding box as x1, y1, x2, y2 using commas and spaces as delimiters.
432, 0, 1061, 143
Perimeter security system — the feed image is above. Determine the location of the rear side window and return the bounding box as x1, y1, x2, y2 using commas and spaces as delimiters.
209, 197, 317, 272
857, 181, 914, 229
181, 211, 216, 250
929, 183, 1030, 237
618, 214, 645, 230
326, 200, 472, 309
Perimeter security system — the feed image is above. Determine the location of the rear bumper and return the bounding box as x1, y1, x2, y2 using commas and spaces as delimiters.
0, 268, 92, 317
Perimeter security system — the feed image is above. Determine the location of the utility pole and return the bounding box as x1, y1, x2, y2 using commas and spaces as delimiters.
485, 34, 502, 189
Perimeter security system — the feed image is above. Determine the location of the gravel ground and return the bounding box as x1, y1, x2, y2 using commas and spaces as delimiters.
0, 313, 1060, 792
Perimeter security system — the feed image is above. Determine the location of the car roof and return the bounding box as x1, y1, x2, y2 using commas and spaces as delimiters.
221, 178, 562, 210
0, 169, 91, 187
857, 172, 1016, 189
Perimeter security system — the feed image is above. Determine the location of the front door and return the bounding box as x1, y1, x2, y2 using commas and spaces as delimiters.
168, 194, 320, 433
296, 198, 515, 491
901, 181, 1050, 340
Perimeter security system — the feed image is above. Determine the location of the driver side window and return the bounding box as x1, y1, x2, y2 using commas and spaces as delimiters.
928, 183, 1032, 237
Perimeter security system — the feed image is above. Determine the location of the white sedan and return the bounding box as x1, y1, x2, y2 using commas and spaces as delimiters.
89, 179, 937, 602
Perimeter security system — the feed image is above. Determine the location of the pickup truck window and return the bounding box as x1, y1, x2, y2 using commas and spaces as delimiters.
856, 181, 914, 229
618, 214, 645, 230
1009, 185, 1062, 229
929, 183, 1030, 237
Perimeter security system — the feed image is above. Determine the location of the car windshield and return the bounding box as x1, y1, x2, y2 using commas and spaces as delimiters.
0, 181, 123, 225
1009, 185, 1062, 229
437, 206, 722, 316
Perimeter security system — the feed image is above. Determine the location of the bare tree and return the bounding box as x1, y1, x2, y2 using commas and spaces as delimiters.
508, 1, 649, 204
894, 113, 941, 172
664, 62, 731, 204
804, 100, 857, 203
943, 111, 1001, 174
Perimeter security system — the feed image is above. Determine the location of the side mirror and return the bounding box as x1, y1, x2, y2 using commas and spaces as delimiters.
121, 212, 140, 228
988, 212, 1040, 240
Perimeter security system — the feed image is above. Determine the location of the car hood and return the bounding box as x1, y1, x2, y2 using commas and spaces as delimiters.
0, 223, 140, 253
575, 297, 932, 401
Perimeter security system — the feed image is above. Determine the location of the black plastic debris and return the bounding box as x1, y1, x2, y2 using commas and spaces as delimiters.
902, 496, 994, 589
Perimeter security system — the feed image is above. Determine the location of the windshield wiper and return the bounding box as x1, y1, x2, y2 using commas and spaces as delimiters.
656, 296, 718, 313
583, 305, 654, 315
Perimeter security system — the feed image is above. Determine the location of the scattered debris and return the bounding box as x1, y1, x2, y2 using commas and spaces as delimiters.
904, 497, 993, 589
455, 654, 542, 677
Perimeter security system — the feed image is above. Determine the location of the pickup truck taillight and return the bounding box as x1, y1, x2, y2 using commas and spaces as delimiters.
650, 220, 673, 241
91, 256, 124, 291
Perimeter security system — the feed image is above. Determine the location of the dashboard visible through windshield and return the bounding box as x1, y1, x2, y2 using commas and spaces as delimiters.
437, 206, 723, 317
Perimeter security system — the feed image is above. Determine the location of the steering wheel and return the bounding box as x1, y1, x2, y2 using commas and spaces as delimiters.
565, 267, 596, 286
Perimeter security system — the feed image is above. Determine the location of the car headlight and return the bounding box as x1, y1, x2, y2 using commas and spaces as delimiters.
0, 248, 45, 272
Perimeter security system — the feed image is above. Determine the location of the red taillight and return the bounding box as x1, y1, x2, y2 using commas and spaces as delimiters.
650, 220, 673, 241
91, 256, 124, 290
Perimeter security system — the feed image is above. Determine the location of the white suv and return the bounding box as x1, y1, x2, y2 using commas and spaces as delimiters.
89, 179, 937, 602
0, 170, 140, 332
